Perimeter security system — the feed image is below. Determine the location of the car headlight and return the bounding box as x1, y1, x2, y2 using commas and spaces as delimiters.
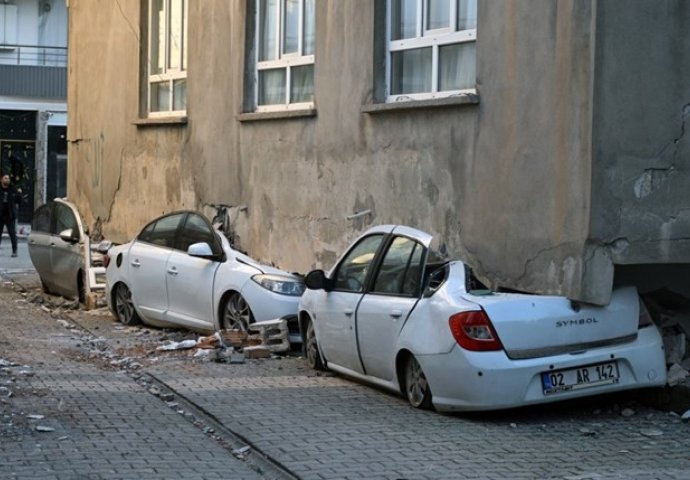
251, 274, 305, 296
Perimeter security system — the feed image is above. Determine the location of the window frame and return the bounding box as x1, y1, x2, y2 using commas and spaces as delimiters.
146, 0, 188, 118
385, 0, 477, 103
254, 0, 315, 113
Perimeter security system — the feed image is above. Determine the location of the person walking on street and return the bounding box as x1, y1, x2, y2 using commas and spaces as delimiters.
0, 174, 22, 257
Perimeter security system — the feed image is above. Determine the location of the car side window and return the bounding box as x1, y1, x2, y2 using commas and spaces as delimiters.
176, 213, 217, 252
372, 236, 424, 297
137, 213, 183, 249
32, 204, 52, 233
54, 203, 79, 238
333, 234, 385, 293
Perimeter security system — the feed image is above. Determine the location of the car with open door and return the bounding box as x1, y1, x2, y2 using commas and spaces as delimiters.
104, 211, 304, 340
298, 225, 667, 412
27, 198, 106, 302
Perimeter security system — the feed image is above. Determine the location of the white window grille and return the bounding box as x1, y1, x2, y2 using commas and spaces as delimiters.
148, 0, 188, 116
255, 0, 315, 112
387, 0, 477, 102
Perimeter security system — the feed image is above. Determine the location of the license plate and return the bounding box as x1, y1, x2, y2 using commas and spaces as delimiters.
542, 361, 619, 395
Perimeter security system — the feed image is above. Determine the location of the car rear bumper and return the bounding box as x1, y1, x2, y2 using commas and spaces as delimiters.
418, 326, 667, 412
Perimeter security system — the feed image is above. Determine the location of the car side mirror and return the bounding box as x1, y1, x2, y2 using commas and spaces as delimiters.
304, 269, 334, 292
187, 242, 222, 261
59, 228, 79, 244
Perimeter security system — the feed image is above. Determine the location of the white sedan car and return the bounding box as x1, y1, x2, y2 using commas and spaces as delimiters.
105, 211, 304, 336
298, 225, 666, 412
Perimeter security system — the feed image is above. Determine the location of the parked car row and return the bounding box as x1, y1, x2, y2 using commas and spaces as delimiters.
28, 205, 667, 412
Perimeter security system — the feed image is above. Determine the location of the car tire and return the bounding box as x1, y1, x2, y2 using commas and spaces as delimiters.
404, 355, 433, 409
222, 292, 254, 331
114, 283, 141, 326
77, 272, 86, 304
305, 319, 324, 370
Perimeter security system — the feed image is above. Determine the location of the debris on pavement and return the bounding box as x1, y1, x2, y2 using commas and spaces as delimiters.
248, 319, 290, 353
640, 429, 664, 437
667, 363, 689, 386
682, 410, 690, 422
156, 339, 198, 351
232, 445, 251, 459
35, 425, 55, 432
621, 408, 635, 417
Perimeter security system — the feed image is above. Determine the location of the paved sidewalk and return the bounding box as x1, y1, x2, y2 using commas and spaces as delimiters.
0, 283, 272, 480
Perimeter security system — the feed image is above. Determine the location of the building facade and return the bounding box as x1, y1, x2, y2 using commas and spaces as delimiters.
67, 0, 690, 305
0, 0, 68, 223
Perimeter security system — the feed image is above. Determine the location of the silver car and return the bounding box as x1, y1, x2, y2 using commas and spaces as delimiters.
27, 198, 105, 301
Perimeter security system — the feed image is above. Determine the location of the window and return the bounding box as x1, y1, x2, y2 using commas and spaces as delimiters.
176, 213, 218, 252
54, 204, 78, 236
372, 236, 424, 296
387, 0, 476, 101
334, 235, 386, 293
254, 0, 315, 111
32, 204, 52, 233
137, 213, 183, 248
147, 0, 188, 116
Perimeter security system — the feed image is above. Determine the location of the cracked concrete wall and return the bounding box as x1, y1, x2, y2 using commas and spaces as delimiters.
67, 0, 196, 240
590, 1, 690, 284
67, 1, 688, 305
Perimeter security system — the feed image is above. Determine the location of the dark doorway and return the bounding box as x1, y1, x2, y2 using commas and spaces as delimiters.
47, 125, 67, 200
1, 141, 35, 223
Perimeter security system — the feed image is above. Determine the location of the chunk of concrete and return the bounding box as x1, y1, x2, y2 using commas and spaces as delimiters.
662, 332, 686, 365
667, 363, 689, 387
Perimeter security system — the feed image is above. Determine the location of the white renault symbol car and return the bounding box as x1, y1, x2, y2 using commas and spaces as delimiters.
298, 225, 666, 412
105, 211, 304, 337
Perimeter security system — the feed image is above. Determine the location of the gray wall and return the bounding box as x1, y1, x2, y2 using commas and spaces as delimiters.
68, 0, 690, 305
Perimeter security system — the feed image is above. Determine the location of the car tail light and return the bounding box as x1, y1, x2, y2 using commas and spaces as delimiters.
103, 254, 111, 269
638, 299, 653, 328
449, 310, 503, 351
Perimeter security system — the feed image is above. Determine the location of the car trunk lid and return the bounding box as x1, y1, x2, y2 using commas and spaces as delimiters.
461, 286, 640, 359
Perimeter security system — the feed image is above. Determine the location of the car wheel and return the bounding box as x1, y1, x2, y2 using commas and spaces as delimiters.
305, 320, 324, 370
114, 283, 141, 325
404, 355, 433, 409
222, 292, 254, 331
77, 272, 86, 304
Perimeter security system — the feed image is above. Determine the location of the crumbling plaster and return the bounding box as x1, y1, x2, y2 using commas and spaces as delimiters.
67, 0, 690, 306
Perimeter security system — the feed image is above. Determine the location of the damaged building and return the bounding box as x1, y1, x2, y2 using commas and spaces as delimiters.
66, 0, 690, 307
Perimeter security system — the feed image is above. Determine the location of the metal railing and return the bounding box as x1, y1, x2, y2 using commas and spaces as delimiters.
0, 44, 67, 67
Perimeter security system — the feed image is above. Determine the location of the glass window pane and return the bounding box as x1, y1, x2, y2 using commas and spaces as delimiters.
290, 64, 313, 103
168, 0, 183, 70
303, 0, 315, 55
150, 81, 171, 112
258, 68, 286, 105
150, 0, 165, 74
439, 42, 475, 91
427, 0, 449, 30
373, 237, 419, 295
334, 235, 386, 292
390, 47, 432, 94
259, 0, 279, 61
182, 0, 188, 70
391, 0, 417, 40
457, 0, 477, 30
173, 79, 187, 110
283, 0, 299, 54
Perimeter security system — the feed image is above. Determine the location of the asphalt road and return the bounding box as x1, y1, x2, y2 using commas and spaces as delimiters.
1, 241, 689, 479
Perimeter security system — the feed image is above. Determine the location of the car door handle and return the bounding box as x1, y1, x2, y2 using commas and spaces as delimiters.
390, 310, 403, 318
131, 260, 141, 268
344, 308, 353, 316
167, 267, 178, 276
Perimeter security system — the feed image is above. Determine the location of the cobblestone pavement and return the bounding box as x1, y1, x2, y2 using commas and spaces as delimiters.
0, 277, 281, 479
1, 254, 690, 479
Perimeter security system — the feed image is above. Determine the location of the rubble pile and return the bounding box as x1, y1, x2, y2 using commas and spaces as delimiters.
643, 289, 690, 386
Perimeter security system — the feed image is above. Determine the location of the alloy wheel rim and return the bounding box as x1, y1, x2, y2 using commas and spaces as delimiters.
406, 358, 428, 407
115, 286, 133, 323
224, 294, 250, 330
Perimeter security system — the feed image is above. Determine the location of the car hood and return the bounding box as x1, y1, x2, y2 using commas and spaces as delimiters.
461, 287, 641, 359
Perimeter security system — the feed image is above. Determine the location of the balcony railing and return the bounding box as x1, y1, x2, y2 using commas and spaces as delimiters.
0, 44, 67, 67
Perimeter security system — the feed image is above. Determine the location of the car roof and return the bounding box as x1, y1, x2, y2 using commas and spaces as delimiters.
361, 224, 435, 249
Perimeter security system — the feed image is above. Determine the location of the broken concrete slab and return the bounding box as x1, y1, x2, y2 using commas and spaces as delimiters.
662, 331, 686, 365
667, 363, 689, 387
248, 319, 290, 353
